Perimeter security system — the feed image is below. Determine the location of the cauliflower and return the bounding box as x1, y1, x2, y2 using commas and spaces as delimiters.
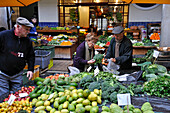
141, 102, 153, 112
133, 108, 142, 113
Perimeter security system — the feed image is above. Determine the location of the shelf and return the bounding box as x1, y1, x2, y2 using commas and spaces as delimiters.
37, 29, 77, 33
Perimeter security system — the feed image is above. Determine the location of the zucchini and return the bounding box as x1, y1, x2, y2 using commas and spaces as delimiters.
42, 85, 48, 93
45, 86, 51, 95
57, 80, 66, 85
43, 78, 51, 85
36, 81, 43, 86
69, 82, 78, 87
34, 77, 44, 83
54, 86, 64, 92
37, 86, 44, 94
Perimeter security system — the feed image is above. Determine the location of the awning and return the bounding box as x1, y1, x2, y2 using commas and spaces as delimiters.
122, 0, 170, 4
0, 0, 40, 7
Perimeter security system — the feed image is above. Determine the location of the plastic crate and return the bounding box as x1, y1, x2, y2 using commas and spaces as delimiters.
35, 50, 51, 69
34, 45, 55, 59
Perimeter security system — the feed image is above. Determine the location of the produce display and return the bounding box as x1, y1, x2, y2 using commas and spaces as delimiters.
36, 26, 70, 30
101, 102, 154, 113
45, 73, 69, 80
94, 35, 112, 49
133, 49, 153, 63
143, 75, 170, 97
133, 39, 157, 47
150, 33, 160, 40
0, 63, 169, 113
3, 86, 35, 102
39, 34, 77, 46
142, 64, 168, 81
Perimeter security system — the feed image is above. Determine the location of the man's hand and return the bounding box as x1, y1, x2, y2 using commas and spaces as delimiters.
27, 71, 33, 80
87, 59, 95, 64
110, 58, 116, 63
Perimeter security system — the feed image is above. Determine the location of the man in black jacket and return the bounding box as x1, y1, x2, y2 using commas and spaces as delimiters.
0, 17, 35, 97
105, 26, 133, 70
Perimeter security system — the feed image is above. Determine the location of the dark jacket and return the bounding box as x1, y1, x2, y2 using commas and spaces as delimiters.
73, 41, 95, 72
0, 29, 35, 76
105, 36, 133, 69
28, 23, 37, 40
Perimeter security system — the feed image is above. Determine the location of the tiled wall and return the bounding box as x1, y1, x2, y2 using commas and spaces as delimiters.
38, 22, 59, 27
128, 22, 161, 28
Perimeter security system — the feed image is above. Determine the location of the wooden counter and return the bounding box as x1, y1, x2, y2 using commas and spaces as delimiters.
37, 29, 77, 34
52, 42, 78, 60
133, 46, 156, 55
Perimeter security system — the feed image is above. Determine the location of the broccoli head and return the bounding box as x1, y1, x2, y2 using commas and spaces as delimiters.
110, 92, 118, 103
88, 82, 100, 91
101, 81, 111, 91
79, 75, 96, 87
101, 91, 109, 100
93, 54, 104, 64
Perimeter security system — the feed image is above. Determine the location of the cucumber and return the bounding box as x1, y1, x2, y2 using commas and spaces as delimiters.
37, 86, 44, 94
42, 85, 48, 93
69, 83, 78, 87
54, 86, 64, 92
57, 80, 66, 85
36, 81, 43, 86
29, 93, 40, 99
45, 86, 51, 95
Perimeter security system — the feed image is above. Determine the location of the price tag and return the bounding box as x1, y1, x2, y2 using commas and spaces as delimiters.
47, 93, 54, 100
153, 50, 160, 58
87, 66, 92, 72
94, 66, 99, 76
117, 93, 131, 106
116, 76, 127, 81
163, 47, 168, 51
8, 94, 16, 105
19, 93, 28, 98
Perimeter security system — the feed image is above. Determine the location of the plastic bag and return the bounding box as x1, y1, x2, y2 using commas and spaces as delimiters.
107, 59, 120, 70
102, 65, 120, 75
68, 66, 80, 76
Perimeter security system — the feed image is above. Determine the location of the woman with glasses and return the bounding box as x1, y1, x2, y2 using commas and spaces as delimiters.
73, 33, 96, 72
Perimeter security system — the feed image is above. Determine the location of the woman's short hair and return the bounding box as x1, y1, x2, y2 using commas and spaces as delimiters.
85, 33, 95, 41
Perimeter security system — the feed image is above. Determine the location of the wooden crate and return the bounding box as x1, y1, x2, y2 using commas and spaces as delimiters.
24, 65, 40, 80
54, 42, 78, 59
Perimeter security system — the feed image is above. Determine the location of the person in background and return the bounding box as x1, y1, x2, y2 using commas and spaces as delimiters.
105, 26, 133, 70
29, 15, 38, 41
0, 27, 6, 32
73, 33, 96, 72
0, 17, 35, 97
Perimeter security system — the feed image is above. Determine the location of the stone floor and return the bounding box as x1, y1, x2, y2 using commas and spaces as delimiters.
43, 59, 73, 74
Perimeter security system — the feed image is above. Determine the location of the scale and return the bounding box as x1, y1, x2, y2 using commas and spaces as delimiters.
155, 51, 170, 68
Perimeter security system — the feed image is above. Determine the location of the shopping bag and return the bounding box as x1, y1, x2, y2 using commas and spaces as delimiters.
68, 66, 80, 76
107, 59, 120, 70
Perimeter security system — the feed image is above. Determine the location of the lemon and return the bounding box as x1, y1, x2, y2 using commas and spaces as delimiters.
72, 93, 78, 100
78, 93, 84, 98
92, 101, 97, 106
77, 89, 83, 94
82, 99, 90, 106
